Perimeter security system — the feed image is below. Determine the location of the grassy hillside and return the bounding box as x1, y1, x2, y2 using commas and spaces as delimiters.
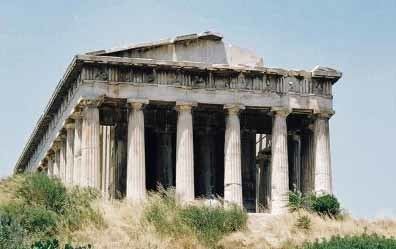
1, 174, 396, 249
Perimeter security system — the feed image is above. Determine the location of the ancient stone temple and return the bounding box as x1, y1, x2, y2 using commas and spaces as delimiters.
14, 32, 342, 214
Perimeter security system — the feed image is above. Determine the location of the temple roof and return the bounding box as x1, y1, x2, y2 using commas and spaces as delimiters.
86, 31, 264, 67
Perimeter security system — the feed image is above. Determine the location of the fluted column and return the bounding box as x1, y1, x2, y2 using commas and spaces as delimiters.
156, 130, 174, 188
53, 143, 61, 178
65, 122, 75, 186
176, 103, 195, 203
47, 153, 54, 177
72, 114, 82, 186
126, 100, 147, 201
224, 104, 244, 207
59, 136, 67, 183
290, 134, 301, 192
270, 108, 290, 215
81, 100, 100, 188
198, 128, 216, 197
313, 112, 333, 195
301, 130, 314, 194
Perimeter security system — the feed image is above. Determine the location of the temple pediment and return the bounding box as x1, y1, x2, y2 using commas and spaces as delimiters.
87, 31, 264, 67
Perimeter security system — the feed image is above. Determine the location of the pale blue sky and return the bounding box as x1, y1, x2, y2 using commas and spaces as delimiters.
0, 0, 395, 218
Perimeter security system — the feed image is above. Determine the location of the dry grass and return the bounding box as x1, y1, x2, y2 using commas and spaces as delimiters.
219, 211, 396, 249
0, 174, 24, 204
67, 200, 396, 249
68, 199, 203, 249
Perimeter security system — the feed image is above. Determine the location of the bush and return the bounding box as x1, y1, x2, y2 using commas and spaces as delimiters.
0, 210, 27, 249
302, 234, 396, 249
144, 190, 247, 247
30, 239, 92, 249
0, 173, 102, 248
311, 194, 340, 218
288, 191, 341, 218
16, 173, 68, 214
179, 205, 247, 246
21, 207, 58, 234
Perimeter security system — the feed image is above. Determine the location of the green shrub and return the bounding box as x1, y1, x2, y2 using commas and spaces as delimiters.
288, 191, 341, 218
0, 173, 102, 248
310, 194, 340, 218
179, 205, 247, 246
0, 211, 27, 249
21, 207, 58, 234
144, 190, 247, 247
16, 173, 68, 214
302, 234, 396, 249
288, 191, 306, 212
30, 239, 92, 249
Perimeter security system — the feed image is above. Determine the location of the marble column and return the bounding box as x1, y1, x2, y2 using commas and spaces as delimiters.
126, 100, 147, 201
313, 112, 333, 195
156, 130, 174, 188
81, 100, 100, 188
224, 104, 244, 207
59, 137, 67, 183
301, 130, 314, 194
198, 128, 215, 197
65, 122, 75, 186
270, 108, 290, 215
176, 103, 195, 203
290, 134, 301, 192
47, 153, 54, 177
73, 113, 82, 186
53, 143, 61, 178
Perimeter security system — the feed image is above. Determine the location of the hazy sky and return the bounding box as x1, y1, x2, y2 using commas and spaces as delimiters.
1, 0, 395, 218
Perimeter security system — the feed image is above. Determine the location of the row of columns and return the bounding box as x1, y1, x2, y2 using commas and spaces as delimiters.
43, 99, 332, 215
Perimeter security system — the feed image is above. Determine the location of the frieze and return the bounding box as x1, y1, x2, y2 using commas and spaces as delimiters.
80, 64, 333, 96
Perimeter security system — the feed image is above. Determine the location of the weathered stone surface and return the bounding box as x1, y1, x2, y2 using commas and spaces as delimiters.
270, 108, 289, 215
126, 100, 147, 201
176, 103, 195, 203
314, 112, 333, 194
224, 104, 244, 207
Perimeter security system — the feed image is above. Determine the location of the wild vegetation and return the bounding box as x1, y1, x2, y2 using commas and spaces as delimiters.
0, 173, 100, 249
143, 188, 247, 247
1, 174, 396, 249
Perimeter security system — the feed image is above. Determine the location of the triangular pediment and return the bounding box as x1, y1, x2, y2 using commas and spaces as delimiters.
87, 31, 264, 67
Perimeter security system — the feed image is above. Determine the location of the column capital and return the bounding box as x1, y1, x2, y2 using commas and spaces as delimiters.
79, 98, 101, 108
127, 99, 149, 110
70, 110, 83, 120
51, 140, 62, 151
314, 110, 335, 119
64, 121, 75, 129
224, 104, 245, 115
176, 101, 197, 112
271, 107, 291, 117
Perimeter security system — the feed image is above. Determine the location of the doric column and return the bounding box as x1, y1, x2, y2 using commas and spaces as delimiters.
156, 129, 174, 188
175, 102, 195, 203
47, 152, 54, 177
313, 112, 333, 195
290, 134, 301, 192
72, 113, 83, 186
81, 100, 100, 188
65, 122, 75, 186
52, 142, 61, 178
59, 136, 67, 183
198, 128, 216, 197
224, 104, 244, 207
126, 100, 148, 201
270, 108, 290, 215
301, 129, 314, 194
